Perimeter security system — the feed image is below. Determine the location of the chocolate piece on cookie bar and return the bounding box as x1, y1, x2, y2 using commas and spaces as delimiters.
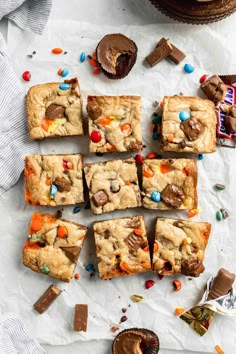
160, 96, 216, 153
142, 158, 198, 210
152, 217, 211, 277
23, 212, 87, 282
24, 154, 84, 206
84, 158, 142, 215
27, 78, 83, 139
93, 215, 151, 279
87, 96, 142, 153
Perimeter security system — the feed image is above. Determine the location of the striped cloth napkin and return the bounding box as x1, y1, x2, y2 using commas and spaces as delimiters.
0, 1, 51, 353
0, 0, 52, 195
0, 313, 46, 354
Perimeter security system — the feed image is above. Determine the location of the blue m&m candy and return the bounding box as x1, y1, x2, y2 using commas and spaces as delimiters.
59, 83, 70, 90
184, 63, 195, 74
179, 110, 190, 121
50, 184, 58, 196
80, 52, 86, 62
151, 191, 161, 203
61, 68, 69, 77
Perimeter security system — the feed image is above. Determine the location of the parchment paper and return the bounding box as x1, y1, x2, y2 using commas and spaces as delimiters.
3, 20, 236, 352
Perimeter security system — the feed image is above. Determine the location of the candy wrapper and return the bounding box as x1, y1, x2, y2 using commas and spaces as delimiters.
180, 275, 236, 336
217, 75, 236, 148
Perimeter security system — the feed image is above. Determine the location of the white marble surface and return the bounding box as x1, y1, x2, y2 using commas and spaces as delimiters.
2, 1, 236, 353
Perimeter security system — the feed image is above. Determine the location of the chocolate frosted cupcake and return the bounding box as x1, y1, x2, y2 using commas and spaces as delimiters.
149, 0, 236, 24
96, 33, 137, 79
112, 328, 159, 354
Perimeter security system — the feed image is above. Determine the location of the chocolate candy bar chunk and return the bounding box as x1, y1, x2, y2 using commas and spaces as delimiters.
156, 37, 185, 65
207, 268, 235, 300
225, 116, 236, 133
34, 284, 62, 314
201, 75, 227, 103
73, 304, 88, 332
146, 38, 172, 67
219, 75, 236, 85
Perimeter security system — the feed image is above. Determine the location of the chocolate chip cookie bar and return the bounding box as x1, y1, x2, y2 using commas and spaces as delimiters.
142, 158, 197, 210
152, 217, 211, 277
160, 96, 216, 153
23, 212, 87, 282
87, 96, 142, 153
93, 215, 151, 279
27, 78, 83, 139
24, 154, 84, 206
84, 158, 142, 214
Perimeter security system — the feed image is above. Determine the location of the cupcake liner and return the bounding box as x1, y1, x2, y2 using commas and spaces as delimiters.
149, 0, 236, 24
112, 327, 159, 354
96, 34, 137, 80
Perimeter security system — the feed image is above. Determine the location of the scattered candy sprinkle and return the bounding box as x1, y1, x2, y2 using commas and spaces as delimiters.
50, 184, 58, 196
57, 68, 63, 76
153, 100, 159, 107
131, 294, 143, 302
27, 54, 33, 59
173, 279, 182, 292
175, 307, 185, 316
187, 208, 200, 218
89, 58, 98, 67
22, 71, 31, 81
179, 110, 190, 121
216, 208, 229, 221
73, 206, 81, 214
135, 154, 144, 165
92, 68, 100, 75
110, 326, 119, 333
184, 63, 195, 74
146, 152, 158, 159
61, 68, 69, 77
198, 154, 204, 160
214, 183, 225, 191
145, 280, 155, 289
59, 83, 70, 90
85, 264, 95, 272
32, 51, 36, 55
122, 308, 127, 313
120, 316, 127, 323
41, 265, 50, 274
199, 74, 208, 83
74, 273, 80, 280
215, 345, 224, 354
90, 131, 102, 143
151, 191, 161, 203
64, 51, 68, 55
52, 48, 63, 54
80, 52, 86, 62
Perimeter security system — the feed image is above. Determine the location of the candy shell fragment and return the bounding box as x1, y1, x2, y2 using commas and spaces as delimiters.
50, 184, 58, 196
173, 279, 182, 292
85, 264, 95, 272
131, 294, 143, 302
215, 345, 224, 354
198, 154, 204, 160
214, 184, 225, 191
175, 307, 185, 315
41, 265, 50, 274
80, 52, 86, 62
92, 68, 100, 75
145, 280, 155, 289
74, 273, 80, 280
73, 206, 81, 214
61, 68, 69, 77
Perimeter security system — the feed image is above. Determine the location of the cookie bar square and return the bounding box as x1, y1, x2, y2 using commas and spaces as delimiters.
93, 215, 151, 279
160, 96, 216, 153
142, 158, 197, 210
27, 78, 83, 139
87, 96, 142, 153
152, 217, 211, 277
23, 212, 87, 282
84, 158, 142, 214
24, 154, 84, 206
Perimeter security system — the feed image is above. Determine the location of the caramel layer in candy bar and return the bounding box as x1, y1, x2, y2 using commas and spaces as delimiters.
207, 268, 235, 300
73, 304, 88, 332
34, 284, 62, 314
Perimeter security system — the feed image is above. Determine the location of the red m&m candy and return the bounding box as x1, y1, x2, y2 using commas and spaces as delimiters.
199, 74, 208, 84
22, 71, 31, 81
90, 131, 102, 143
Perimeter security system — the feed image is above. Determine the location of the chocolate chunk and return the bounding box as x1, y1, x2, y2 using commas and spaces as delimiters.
55, 210, 62, 219
124, 232, 143, 252
34, 284, 62, 314
110, 180, 121, 193
225, 116, 236, 133
45, 104, 65, 119
73, 304, 88, 332
219, 75, 236, 85
168, 43, 186, 64
179, 140, 186, 148
201, 75, 227, 103
92, 190, 108, 207
60, 246, 81, 263
180, 117, 205, 141
120, 315, 128, 323
207, 268, 235, 300
87, 100, 102, 120
54, 177, 71, 192
146, 38, 172, 67
161, 183, 185, 208
181, 258, 205, 277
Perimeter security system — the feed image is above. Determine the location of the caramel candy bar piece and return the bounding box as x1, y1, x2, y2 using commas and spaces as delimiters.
156, 37, 185, 65
92, 190, 108, 207
73, 304, 88, 332
180, 117, 205, 141
146, 39, 172, 67
201, 75, 227, 103
207, 268, 235, 300
161, 183, 186, 209
34, 284, 62, 314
